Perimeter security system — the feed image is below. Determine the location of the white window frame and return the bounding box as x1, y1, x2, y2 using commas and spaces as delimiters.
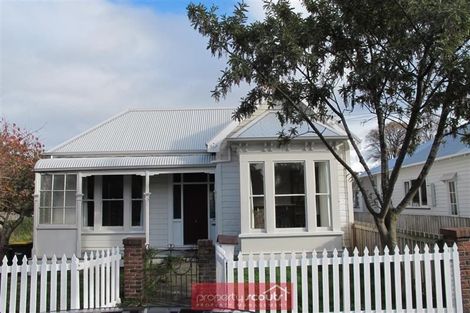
39, 173, 77, 225
81, 174, 144, 233
404, 179, 428, 208
239, 152, 340, 235
314, 161, 332, 230
447, 180, 459, 216
249, 162, 266, 232
273, 161, 307, 231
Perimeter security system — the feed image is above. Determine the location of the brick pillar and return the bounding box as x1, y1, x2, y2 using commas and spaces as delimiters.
197, 239, 215, 282
123, 237, 146, 300
441, 228, 470, 312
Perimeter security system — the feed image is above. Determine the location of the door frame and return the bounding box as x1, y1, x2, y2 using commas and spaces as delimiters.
169, 173, 214, 247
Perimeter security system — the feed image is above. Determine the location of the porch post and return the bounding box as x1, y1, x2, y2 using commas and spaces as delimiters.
144, 171, 151, 246
75, 173, 83, 256
32, 173, 41, 256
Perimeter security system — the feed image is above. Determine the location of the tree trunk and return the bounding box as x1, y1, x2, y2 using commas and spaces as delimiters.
374, 210, 399, 251
0, 233, 9, 262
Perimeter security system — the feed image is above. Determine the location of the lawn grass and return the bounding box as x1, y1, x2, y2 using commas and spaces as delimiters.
9, 217, 33, 244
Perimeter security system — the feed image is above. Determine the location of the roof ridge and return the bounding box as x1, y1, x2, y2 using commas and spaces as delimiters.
128, 107, 235, 112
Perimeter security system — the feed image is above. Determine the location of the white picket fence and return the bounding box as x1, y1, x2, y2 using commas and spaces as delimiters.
216, 243, 463, 313
0, 247, 121, 313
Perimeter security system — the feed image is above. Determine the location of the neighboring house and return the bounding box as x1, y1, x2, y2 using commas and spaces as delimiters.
33, 107, 354, 257
354, 130, 470, 217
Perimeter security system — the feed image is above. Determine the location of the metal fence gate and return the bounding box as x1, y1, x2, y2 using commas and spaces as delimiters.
144, 248, 200, 306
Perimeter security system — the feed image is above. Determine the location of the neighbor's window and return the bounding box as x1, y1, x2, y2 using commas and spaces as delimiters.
448, 180, 458, 215
82, 176, 94, 227
274, 162, 306, 228
315, 162, 332, 227
131, 175, 143, 227
249, 163, 265, 229
39, 174, 77, 224
102, 175, 124, 227
404, 179, 428, 207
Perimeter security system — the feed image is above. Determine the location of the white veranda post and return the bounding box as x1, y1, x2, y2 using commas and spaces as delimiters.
144, 171, 151, 245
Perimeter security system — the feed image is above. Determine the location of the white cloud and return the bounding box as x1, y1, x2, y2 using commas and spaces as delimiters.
245, 0, 308, 20
0, 0, 247, 148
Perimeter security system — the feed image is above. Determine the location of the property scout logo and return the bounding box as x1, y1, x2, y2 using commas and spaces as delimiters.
191, 283, 293, 310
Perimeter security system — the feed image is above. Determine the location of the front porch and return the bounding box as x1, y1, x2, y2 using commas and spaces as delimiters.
33, 165, 217, 257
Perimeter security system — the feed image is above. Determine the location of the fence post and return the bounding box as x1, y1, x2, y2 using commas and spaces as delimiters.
123, 237, 146, 301
198, 239, 216, 282
441, 227, 470, 312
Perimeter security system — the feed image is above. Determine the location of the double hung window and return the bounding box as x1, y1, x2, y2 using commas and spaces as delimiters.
274, 162, 306, 228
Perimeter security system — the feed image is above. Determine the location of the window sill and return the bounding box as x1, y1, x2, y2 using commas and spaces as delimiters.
82, 230, 145, 235
239, 230, 343, 239
37, 224, 77, 230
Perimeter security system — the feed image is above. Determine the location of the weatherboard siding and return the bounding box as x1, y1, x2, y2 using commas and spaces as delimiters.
392, 154, 470, 217
219, 152, 242, 236
148, 174, 170, 248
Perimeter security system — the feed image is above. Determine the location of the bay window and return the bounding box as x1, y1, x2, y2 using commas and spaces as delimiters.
39, 174, 77, 225
243, 154, 338, 233
274, 162, 306, 228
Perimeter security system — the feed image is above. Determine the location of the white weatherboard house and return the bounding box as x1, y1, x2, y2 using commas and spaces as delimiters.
354, 130, 470, 217
33, 107, 354, 257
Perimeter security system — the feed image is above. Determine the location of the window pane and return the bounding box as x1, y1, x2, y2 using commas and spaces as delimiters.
132, 200, 143, 226
40, 191, 51, 207
52, 208, 64, 224
173, 185, 181, 219
65, 191, 75, 207
64, 207, 75, 224
420, 180, 427, 205
39, 207, 51, 224
84, 177, 94, 200
66, 174, 77, 190
53, 191, 64, 207
173, 174, 181, 183
250, 163, 264, 195
132, 175, 143, 199
53, 175, 65, 190
102, 175, 123, 199
209, 174, 215, 182
275, 196, 305, 228
83, 201, 94, 227
316, 195, 331, 227
41, 174, 52, 191
404, 181, 410, 194
102, 201, 124, 226
411, 180, 420, 206
183, 173, 208, 182
275, 163, 305, 195
251, 196, 265, 229
315, 162, 330, 193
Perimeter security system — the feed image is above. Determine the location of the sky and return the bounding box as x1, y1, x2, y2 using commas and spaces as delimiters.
0, 0, 374, 167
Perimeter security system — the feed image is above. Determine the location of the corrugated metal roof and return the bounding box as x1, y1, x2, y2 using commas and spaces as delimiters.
367, 129, 470, 175
229, 111, 346, 139
48, 108, 235, 155
35, 154, 215, 172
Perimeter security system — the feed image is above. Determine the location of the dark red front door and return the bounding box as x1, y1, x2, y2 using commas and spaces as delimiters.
183, 184, 208, 245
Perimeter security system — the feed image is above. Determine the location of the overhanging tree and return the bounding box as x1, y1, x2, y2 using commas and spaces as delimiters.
188, 0, 470, 248
0, 120, 43, 260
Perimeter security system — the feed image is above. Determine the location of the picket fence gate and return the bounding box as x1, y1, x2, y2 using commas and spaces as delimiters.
216, 243, 463, 313
0, 247, 121, 313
